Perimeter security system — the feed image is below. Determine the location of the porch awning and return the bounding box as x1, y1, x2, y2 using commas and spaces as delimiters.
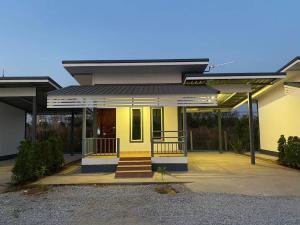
47, 83, 219, 108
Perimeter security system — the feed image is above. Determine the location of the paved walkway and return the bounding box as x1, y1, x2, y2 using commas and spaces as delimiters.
32, 152, 300, 196
0, 159, 14, 193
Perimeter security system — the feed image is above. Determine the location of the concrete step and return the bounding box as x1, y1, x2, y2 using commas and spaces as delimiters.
117, 165, 152, 171
118, 160, 152, 165
119, 157, 151, 161
115, 170, 153, 178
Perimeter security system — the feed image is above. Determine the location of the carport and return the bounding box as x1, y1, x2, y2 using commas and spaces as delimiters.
0, 77, 77, 159
183, 72, 286, 164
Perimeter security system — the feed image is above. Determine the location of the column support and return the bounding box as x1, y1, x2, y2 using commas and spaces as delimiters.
82, 108, 87, 155
92, 108, 97, 138
218, 109, 223, 153
248, 92, 255, 165
32, 95, 37, 143
182, 107, 188, 156
70, 109, 74, 156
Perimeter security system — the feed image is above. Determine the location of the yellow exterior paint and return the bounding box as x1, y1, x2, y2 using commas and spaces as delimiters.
258, 71, 300, 152
116, 106, 178, 152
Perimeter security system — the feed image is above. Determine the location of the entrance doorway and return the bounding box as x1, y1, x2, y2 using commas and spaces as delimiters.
96, 108, 116, 153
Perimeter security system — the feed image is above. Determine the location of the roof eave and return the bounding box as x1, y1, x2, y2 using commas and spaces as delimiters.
278, 56, 300, 72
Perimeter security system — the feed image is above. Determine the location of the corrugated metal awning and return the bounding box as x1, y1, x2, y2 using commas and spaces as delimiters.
47, 84, 218, 108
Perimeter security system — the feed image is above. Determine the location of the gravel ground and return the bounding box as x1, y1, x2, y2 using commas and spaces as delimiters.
0, 184, 300, 225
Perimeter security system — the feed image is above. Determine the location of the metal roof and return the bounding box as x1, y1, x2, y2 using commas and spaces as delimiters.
183, 72, 285, 81
0, 76, 67, 113
0, 76, 61, 89
183, 72, 286, 109
62, 58, 210, 78
62, 58, 209, 64
48, 83, 219, 96
278, 56, 300, 72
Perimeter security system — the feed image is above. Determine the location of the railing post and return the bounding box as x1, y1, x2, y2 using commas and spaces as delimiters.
117, 138, 120, 158
151, 131, 154, 157
151, 139, 154, 157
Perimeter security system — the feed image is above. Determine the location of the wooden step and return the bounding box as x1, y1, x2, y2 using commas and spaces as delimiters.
118, 160, 152, 165
119, 157, 151, 161
117, 165, 152, 171
115, 170, 153, 178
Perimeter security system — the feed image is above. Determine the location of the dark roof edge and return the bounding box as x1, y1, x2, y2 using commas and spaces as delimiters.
0, 76, 61, 89
277, 56, 300, 72
62, 58, 209, 64
184, 72, 286, 78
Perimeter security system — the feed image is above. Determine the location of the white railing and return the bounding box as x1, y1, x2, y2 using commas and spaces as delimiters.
82, 138, 120, 157
151, 130, 187, 156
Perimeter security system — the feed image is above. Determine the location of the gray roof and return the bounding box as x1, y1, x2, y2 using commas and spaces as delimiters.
48, 83, 219, 96
62, 58, 209, 64
0, 76, 61, 89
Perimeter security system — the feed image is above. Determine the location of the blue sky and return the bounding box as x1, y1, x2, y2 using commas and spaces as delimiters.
0, 0, 299, 86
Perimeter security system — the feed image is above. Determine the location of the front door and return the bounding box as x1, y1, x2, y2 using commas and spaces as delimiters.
97, 108, 116, 153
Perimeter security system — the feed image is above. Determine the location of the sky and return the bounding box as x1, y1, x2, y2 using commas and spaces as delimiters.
0, 0, 299, 87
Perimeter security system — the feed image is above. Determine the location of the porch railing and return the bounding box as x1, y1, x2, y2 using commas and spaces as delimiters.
82, 138, 120, 157
151, 130, 187, 157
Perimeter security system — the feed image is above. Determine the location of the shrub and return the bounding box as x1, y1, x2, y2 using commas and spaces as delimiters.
12, 140, 34, 183
12, 137, 65, 184
277, 135, 300, 168
277, 135, 286, 163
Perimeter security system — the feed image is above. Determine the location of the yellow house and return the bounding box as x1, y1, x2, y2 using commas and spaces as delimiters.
47, 58, 286, 177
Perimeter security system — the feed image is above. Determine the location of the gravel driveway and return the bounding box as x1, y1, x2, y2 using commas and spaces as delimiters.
1, 184, 300, 225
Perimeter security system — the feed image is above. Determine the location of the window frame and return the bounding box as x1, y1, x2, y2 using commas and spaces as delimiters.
130, 107, 143, 142
151, 107, 164, 140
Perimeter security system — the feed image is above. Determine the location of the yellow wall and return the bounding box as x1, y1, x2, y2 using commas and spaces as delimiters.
116, 106, 178, 152
258, 71, 300, 152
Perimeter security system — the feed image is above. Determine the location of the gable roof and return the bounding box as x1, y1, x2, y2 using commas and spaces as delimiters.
278, 56, 300, 72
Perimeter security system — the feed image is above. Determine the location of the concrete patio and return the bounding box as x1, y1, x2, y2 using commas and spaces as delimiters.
31, 152, 300, 196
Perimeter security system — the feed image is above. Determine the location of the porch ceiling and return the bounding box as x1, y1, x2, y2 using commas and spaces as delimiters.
47, 83, 219, 108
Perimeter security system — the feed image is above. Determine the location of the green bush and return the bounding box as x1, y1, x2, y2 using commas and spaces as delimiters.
277, 135, 286, 162
277, 135, 300, 168
12, 140, 34, 183
12, 137, 65, 184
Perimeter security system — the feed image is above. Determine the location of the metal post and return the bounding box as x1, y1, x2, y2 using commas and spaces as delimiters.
217, 109, 223, 153
82, 108, 87, 155
190, 130, 193, 151
70, 110, 74, 156
117, 138, 120, 158
92, 108, 97, 138
182, 107, 188, 156
248, 92, 255, 165
32, 95, 37, 143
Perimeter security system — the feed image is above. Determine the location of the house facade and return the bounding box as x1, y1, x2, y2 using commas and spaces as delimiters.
47, 58, 285, 176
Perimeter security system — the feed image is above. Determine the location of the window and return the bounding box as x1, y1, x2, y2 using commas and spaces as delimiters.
130, 108, 143, 142
152, 107, 163, 139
